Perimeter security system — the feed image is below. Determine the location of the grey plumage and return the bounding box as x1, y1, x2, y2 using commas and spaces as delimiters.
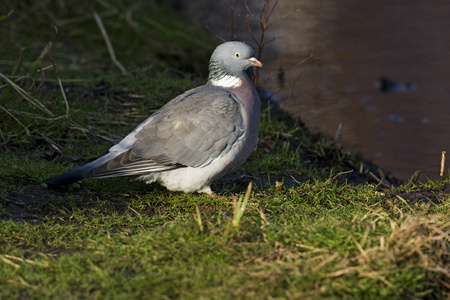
45, 41, 262, 194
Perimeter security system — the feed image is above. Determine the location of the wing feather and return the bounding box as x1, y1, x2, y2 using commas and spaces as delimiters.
133, 86, 245, 168
84, 85, 245, 178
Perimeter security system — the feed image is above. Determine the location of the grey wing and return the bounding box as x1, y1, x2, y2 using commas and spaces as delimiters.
85, 88, 245, 178
85, 149, 178, 178
133, 89, 245, 167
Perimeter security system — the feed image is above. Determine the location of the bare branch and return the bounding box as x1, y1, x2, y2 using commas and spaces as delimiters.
243, 0, 254, 17
206, 25, 227, 42
93, 11, 128, 75
223, 0, 240, 40
243, 0, 299, 86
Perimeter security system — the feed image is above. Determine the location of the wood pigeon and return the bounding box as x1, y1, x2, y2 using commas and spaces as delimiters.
45, 41, 262, 194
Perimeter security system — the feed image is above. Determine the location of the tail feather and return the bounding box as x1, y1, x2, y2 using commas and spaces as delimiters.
45, 153, 118, 186
45, 150, 178, 186
45, 167, 86, 186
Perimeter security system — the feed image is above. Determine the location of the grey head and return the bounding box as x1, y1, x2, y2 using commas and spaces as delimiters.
208, 42, 262, 85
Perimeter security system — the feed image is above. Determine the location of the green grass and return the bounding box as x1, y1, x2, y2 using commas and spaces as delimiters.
1, 1, 449, 299
1, 182, 449, 299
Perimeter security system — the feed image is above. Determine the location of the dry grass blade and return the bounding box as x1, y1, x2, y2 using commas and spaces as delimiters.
351, 235, 368, 260
56, 10, 116, 27
0, 73, 54, 116
0, 255, 20, 269
0, 10, 13, 21
194, 204, 204, 232
331, 169, 353, 181
395, 194, 414, 213
31, 42, 52, 75
93, 11, 128, 75
69, 120, 121, 142
320, 212, 450, 296
0, 104, 31, 136
48, 49, 70, 116
3, 254, 49, 268
4, 109, 66, 122
368, 171, 390, 187
232, 181, 253, 227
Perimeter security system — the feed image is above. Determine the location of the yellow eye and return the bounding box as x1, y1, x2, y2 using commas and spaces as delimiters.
234, 52, 240, 58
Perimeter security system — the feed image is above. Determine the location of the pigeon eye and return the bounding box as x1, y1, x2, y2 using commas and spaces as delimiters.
234, 52, 240, 58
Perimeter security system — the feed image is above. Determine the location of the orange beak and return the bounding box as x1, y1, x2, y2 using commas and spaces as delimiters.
248, 57, 263, 68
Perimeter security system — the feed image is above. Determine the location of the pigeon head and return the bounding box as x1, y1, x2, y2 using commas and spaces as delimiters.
208, 41, 262, 88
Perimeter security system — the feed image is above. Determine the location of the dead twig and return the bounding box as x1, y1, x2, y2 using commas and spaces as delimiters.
242, 0, 300, 86
205, 25, 227, 43
56, 11, 117, 27
48, 46, 70, 116
0, 104, 30, 136
0, 73, 54, 117
244, 0, 277, 85
333, 123, 343, 143
223, 0, 240, 40
93, 11, 128, 75
40, 133, 63, 155
368, 171, 390, 188
30, 41, 53, 91
395, 195, 414, 213
331, 170, 353, 181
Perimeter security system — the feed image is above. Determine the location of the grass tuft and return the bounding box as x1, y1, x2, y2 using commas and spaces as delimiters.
232, 181, 253, 227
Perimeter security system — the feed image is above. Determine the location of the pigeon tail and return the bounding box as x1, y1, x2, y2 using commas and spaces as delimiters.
45, 168, 86, 186
45, 153, 117, 186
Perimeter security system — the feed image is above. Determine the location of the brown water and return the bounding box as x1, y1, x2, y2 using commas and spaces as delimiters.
175, 0, 450, 180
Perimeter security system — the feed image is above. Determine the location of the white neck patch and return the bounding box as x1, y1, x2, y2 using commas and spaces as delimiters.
210, 75, 242, 88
